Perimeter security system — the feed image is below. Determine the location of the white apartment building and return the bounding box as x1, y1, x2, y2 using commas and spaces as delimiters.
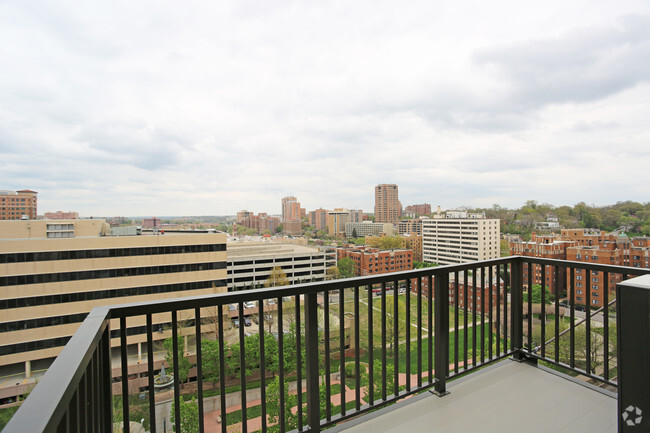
422, 216, 500, 265
344, 222, 394, 238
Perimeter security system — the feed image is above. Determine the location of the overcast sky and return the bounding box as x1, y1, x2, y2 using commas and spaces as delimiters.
1, 1, 649, 217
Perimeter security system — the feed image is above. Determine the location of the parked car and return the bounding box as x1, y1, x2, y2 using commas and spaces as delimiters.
228, 304, 238, 311
244, 317, 252, 327
232, 318, 240, 328
244, 301, 256, 309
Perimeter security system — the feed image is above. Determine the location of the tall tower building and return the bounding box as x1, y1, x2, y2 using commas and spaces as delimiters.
281, 196, 301, 222
374, 184, 400, 224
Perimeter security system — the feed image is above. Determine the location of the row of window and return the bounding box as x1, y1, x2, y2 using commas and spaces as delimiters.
0, 243, 226, 264
0, 336, 71, 356
0, 279, 226, 310
0, 312, 88, 333
0, 261, 226, 287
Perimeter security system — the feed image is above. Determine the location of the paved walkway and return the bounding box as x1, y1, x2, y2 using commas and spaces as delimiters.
201, 362, 477, 433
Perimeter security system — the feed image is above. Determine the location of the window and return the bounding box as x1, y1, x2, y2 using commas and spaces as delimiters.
577, 296, 583, 302
592, 292, 599, 297
592, 285, 599, 290
592, 299, 598, 305
577, 289, 583, 294
592, 277, 598, 282
576, 276, 583, 280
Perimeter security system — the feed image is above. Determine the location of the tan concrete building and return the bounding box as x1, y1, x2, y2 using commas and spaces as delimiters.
0, 219, 227, 381
328, 208, 351, 238
0, 190, 38, 220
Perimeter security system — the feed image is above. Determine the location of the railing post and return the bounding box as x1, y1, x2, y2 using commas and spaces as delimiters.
433, 272, 449, 396
305, 292, 321, 432
617, 275, 649, 432
510, 258, 525, 361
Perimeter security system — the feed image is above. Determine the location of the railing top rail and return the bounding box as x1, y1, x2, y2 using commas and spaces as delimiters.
517, 256, 650, 276
106, 257, 516, 317
3, 307, 111, 433
105, 256, 650, 317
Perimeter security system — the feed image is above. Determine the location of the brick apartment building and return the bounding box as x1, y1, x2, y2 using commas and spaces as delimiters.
404, 204, 431, 216
236, 211, 280, 233
281, 196, 303, 222
0, 189, 38, 220
309, 208, 329, 231
337, 246, 413, 276
142, 217, 162, 229
44, 211, 79, 220
510, 229, 650, 308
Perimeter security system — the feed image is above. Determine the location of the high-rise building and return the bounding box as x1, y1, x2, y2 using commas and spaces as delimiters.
0, 189, 38, 220
328, 208, 351, 238
0, 219, 227, 380
422, 213, 500, 265
281, 196, 302, 222
349, 209, 364, 223
309, 209, 329, 231
374, 184, 401, 224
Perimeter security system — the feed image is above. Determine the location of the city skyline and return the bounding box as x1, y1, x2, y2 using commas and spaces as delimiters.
1, 1, 650, 216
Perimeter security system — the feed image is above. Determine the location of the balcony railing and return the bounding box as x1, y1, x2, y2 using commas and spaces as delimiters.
4, 256, 649, 432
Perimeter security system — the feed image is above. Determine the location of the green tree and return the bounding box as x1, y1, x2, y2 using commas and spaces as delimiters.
266, 377, 298, 433
201, 338, 221, 388
265, 266, 289, 287
361, 360, 395, 402
413, 261, 437, 269
352, 228, 358, 238
326, 265, 341, 280
170, 397, 200, 433
163, 335, 191, 383
523, 284, 552, 304
338, 257, 356, 278
384, 295, 407, 352
367, 236, 403, 250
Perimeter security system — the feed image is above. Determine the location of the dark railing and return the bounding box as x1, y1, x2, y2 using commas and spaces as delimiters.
5, 256, 649, 432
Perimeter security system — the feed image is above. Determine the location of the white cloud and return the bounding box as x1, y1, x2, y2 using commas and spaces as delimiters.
1, 0, 649, 216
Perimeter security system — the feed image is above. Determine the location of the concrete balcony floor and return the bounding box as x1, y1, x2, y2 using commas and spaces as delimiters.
331, 359, 617, 433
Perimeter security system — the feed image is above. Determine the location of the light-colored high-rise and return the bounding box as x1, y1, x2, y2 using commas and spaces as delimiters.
422, 213, 500, 264
374, 184, 401, 224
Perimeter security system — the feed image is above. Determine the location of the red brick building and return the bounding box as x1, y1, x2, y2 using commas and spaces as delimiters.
236, 210, 280, 233
337, 246, 412, 276
509, 233, 576, 296
142, 217, 161, 228
510, 229, 649, 308
309, 208, 329, 231
44, 211, 79, 220
404, 204, 431, 216
0, 189, 37, 220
